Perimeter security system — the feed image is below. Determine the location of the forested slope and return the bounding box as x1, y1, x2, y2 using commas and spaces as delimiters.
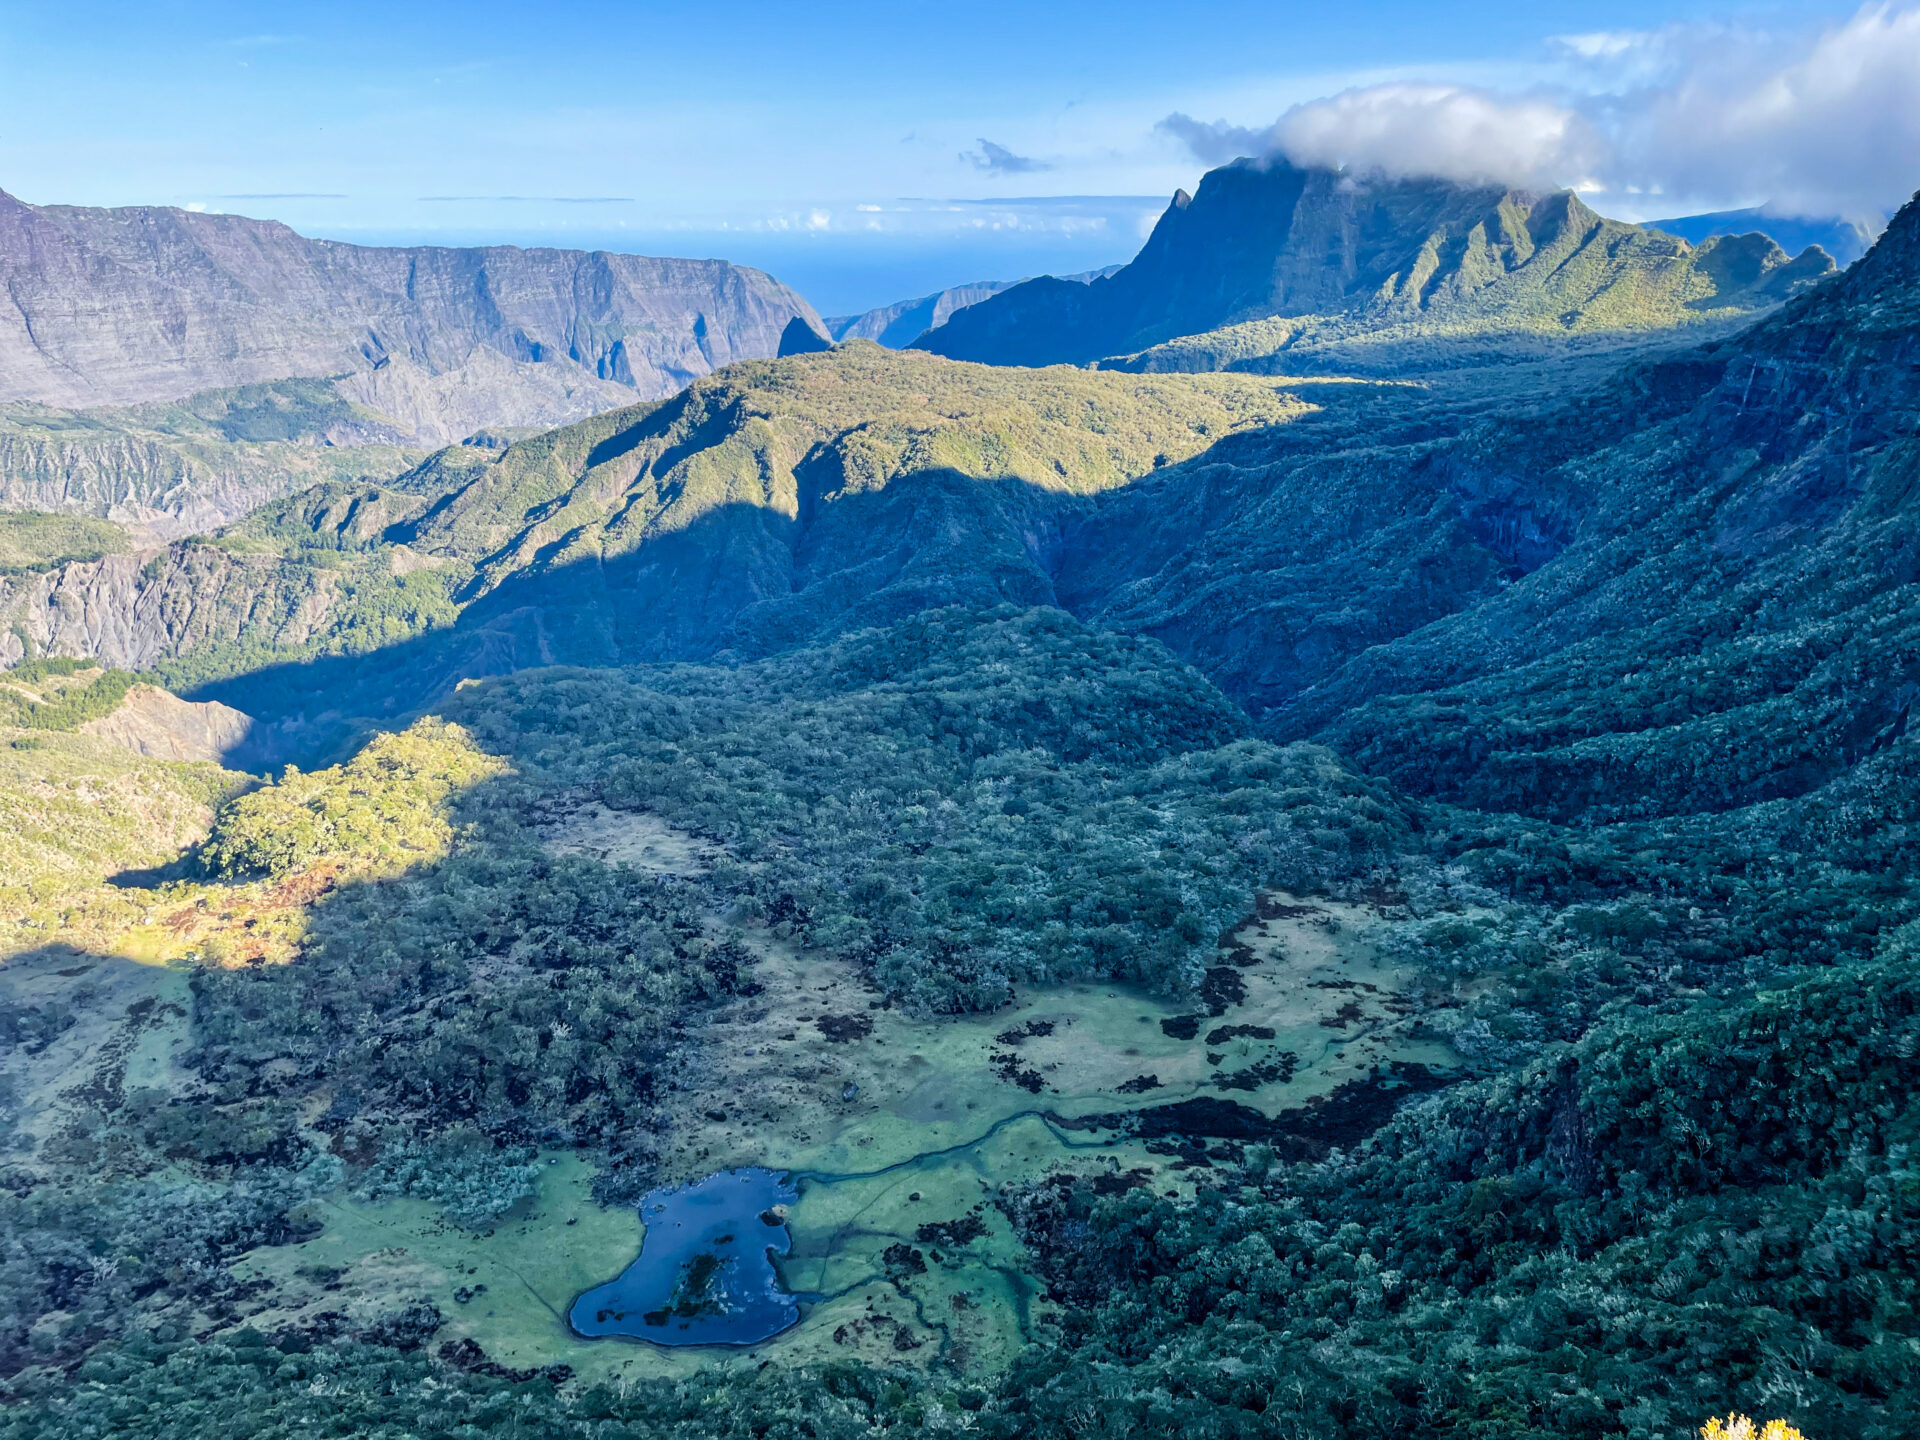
1, 180, 1918, 1440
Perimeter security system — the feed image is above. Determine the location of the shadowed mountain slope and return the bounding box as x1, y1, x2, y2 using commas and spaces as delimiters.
7, 186, 1920, 1440
1065, 187, 1920, 822
825, 267, 1123, 349
827, 279, 1021, 347
0, 184, 1912, 818
1649, 205, 1879, 267
0, 345, 1308, 755
0, 378, 427, 540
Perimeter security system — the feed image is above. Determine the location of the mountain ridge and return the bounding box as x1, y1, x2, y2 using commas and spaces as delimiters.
0, 188, 822, 434
825, 266, 1124, 348
1647, 205, 1879, 266
914, 159, 1835, 372
5, 167, 1920, 1440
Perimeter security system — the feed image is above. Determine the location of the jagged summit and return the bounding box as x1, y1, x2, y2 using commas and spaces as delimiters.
914, 159, 1835, 370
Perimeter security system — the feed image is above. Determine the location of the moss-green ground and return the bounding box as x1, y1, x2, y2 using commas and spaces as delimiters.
0, 948, 196, 1166
246, 890, 1455, 1377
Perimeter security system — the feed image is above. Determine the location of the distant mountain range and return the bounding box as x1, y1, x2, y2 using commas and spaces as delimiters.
0, 189, 819, 437
0, 175, 1855, 547
1646, 207, 1878, 267
0, 346, 1306, 759
7, 166, 1910, 794
8, 140, 1920, 1436
0, 188, 823, 536
912, 160, 1834, 372
824, 266, 1123, 348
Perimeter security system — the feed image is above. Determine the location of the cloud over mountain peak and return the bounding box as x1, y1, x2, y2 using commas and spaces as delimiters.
1160, 1, 1920, 220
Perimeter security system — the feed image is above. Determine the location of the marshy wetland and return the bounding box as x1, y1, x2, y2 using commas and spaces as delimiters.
222, 885, 1457, 1381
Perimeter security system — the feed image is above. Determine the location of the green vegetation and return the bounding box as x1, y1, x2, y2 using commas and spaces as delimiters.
0, 514, 128, 573
1, 593, 1912, 1436
0, 346, 1311, 760
0, 659, 137, 731
177, 377, 379, 446
5, 178, 1920, 1440
199, 721, 505, 880
353, 1128, 544, 1227
1004, 938, 1920, 1439
448, 607, 1408, 1010
186, 719, 749, 1170
0, 721, 235, 915
1105, 228, 1833, 380
918, 164, 1829, 373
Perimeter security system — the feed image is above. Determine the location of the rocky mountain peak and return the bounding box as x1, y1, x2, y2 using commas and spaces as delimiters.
914, 159, 1832, 371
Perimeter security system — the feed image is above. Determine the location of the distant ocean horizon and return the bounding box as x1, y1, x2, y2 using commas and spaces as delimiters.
313, 223, 1151, 318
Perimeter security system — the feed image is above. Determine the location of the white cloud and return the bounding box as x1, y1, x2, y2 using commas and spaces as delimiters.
1553, 31, 1647, 61
1275, 85, 1601, 191
1160, 85, 1603, 192
1610, 3, 1920, 218
960, 139, 1051, 175
1158, 1, 1920, 220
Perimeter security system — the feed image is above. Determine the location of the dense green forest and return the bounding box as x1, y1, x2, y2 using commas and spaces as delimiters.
6, 601, 1913, 1435
3, 185, 1919, 1440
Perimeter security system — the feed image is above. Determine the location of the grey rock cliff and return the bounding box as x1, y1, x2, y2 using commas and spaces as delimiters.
0, 189, 824, 431
80, 682, 252, 764
0, 398, 419, 540
0, 546, 340, 673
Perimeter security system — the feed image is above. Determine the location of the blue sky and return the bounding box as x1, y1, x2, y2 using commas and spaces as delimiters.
0, 0, 1911, 312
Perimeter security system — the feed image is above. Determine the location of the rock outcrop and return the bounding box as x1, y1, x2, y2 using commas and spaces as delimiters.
0, 545, 341, 673
80, 682, 252, 764
776, 317, 835, 356
827, 280, 1022, 348
0, 389, 421, 541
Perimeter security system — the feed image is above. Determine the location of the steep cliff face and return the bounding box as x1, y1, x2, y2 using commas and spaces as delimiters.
0, 545, 344, 673
3, 179, 1909, 810
0, 389, 422, 540
826, 267, 1125, 349
1052, 191, 1920, 821
0, 189, 824, 426
79, 682, 252, 764
915, 161, 1834, 370
827, 280, 1021, 347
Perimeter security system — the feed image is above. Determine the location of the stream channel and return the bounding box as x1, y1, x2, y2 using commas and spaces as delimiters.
566, 1109, 1114, 1347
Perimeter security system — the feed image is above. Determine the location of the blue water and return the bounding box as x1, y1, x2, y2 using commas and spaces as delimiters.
569, 1168, 800, 1346
569, 1115, 1108, 1347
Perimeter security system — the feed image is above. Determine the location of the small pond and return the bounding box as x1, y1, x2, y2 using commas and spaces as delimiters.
569, 1167, 800, 1346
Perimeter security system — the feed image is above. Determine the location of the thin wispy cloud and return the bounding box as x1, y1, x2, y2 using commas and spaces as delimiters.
418, 196, 636, 204
961, 140, 1052, 175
